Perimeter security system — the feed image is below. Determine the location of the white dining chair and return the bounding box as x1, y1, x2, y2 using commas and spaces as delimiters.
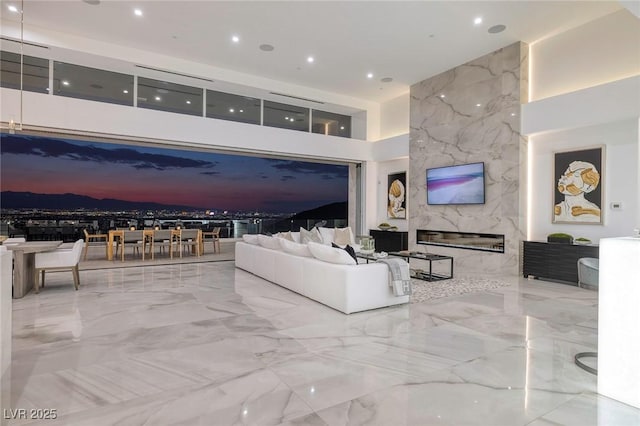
34, 239, 84, 293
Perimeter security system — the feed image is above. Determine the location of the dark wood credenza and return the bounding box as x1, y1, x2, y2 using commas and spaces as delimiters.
522, 241, 599, 285
369, 230, 408, 252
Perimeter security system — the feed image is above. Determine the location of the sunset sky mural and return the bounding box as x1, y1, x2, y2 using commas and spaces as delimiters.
0, 134, 349, 214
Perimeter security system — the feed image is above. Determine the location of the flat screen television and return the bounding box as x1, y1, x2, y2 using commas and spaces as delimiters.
426, 162, 485, 205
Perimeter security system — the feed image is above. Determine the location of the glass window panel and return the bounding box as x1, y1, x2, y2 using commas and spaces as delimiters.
312, 110, 351, 138
206, 90, 260, 125
0, 51, 49, 93
53, 61, 133, 106
138, 77, 203, 116
263, 100, 309, 132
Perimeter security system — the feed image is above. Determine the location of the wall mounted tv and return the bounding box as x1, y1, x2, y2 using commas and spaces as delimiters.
426, 162, 485, 205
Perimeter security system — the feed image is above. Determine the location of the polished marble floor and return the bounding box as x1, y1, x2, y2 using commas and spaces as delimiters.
3, 261, 640, 425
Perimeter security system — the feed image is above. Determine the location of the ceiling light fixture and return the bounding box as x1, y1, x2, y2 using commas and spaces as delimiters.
229, 108, 235, 113
367, 73, 373, 79
239, 109, 244, 113
155, 96, 161, 101
290, 118, 294, 122
476, 103, 482, 107
186, 100, 191, 104
134, 8, 143, 16
123, 89, 128, 94
8, 5, 18, 12
62, 80, 70, 86
259, 44, 274, 52
380, 77, 393, 83
231, 35, 240, 43
474, 17, 482, 25
340, 126, 345, 130
439, 94, 445, 98
307, 56, 314, 63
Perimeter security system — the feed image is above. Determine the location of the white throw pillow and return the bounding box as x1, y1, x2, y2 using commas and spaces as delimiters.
257, 234, 282, 250
278, 238, 313, 257
242, 234, 259, 245
300, 227, 322, 244
307, 241, 357, 265
333, 227, 355, 246
290, 232, 301, 243
275, 231, 295, 242
318, 227, 335, 245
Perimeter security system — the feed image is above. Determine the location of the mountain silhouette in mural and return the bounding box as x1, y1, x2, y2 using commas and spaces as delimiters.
0, 191, 205, 211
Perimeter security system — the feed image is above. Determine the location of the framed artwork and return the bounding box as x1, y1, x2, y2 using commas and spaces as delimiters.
387, 171, 407, 219
553, 146, 604, 224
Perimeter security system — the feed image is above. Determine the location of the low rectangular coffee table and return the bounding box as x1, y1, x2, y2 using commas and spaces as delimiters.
388, 251, 453, 281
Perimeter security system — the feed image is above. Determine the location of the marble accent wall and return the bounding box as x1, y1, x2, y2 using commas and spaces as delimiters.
409, 42, 528, 276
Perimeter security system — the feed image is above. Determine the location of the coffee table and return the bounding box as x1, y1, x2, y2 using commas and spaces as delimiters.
388, 251, 453, 281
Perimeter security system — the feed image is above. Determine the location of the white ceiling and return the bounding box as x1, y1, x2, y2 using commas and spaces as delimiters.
1, 0, 624, 104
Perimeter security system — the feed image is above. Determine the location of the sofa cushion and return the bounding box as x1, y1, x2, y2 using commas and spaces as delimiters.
276, 231, 295, 242
279, 237, 313, 257
318, 227, 335, 245
308, 242, 357, 265
300, 227, 322, 244
258, 234, 281, 250
334, 227, 355, 246
290, 232, 301, 243
242, 234, 260, 245
332, 242, 357, 263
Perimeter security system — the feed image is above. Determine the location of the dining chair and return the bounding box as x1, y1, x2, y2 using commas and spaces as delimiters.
82, 229, 109, 260
149, 229, 176, 259
178, 229, 201, 257
122, 230, 145, 260
34, 239, 84, 293
201, 227, 221, 254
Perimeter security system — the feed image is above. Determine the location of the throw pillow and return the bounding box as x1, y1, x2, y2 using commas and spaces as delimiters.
278, 237, 313, 257
333, 227, 353, 246
318, 226, 335, 245
242, 234, 259, 245
300, 227, 322, 244
257, 234, 282, 250
332, 242, 357, 263
276, 231, 295, 242
307, 241, 356, 265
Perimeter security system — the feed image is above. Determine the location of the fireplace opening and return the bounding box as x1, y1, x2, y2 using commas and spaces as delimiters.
417, 229, 504, 253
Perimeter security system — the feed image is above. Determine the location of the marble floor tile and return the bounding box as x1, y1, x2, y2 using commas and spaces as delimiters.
3, 261, 638, 425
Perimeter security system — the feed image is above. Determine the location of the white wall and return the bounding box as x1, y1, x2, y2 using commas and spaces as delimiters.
379, 93, 409, 140
0, 89, 376, 163
529, 119, 639, 243
531, 9, 640, 101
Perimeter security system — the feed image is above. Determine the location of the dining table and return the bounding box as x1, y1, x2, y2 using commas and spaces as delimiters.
5, 241, 63, 298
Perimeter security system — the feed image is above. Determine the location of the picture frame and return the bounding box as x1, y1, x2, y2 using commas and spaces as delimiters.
552, 146, 604, 225
387, 171, 407, 219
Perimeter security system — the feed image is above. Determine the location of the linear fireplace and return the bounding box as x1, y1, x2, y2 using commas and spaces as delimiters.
417, 229, 505, 253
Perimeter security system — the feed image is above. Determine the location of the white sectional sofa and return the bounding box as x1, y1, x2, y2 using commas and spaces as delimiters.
235, 232, 409, 314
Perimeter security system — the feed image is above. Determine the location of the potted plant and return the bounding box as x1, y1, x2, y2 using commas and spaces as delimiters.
547, 233, 574, 244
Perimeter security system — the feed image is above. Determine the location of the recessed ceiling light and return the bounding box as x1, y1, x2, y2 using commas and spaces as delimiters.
239, 109, 244, 113
474, 17, 482, 25
8, 5, 18, 12
229, 108, 235, 113
290, 118, 295, 122
488, 24, 506, 34
82, 0, 100, 5
90, 83, 103, 89
134, 8, 143, 17
476, 103, 482, 107
155, 96, 161, 101
510, 112, 516, 116
123, 89, 129, 94
186, 100, 191, 104
259, 44, 274, 52
307, 56, 315, 63
439, 94, 445, 98
380, 77, 393, 83
231, 35, 240, 43
340, 126, 345, 130
285, 116, 289, 120
367, 73, 373, 79
62, 80, 70, 86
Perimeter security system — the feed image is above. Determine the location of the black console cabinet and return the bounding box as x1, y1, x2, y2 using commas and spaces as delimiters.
369, 230, 408, 252
522, 241, 599, 285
